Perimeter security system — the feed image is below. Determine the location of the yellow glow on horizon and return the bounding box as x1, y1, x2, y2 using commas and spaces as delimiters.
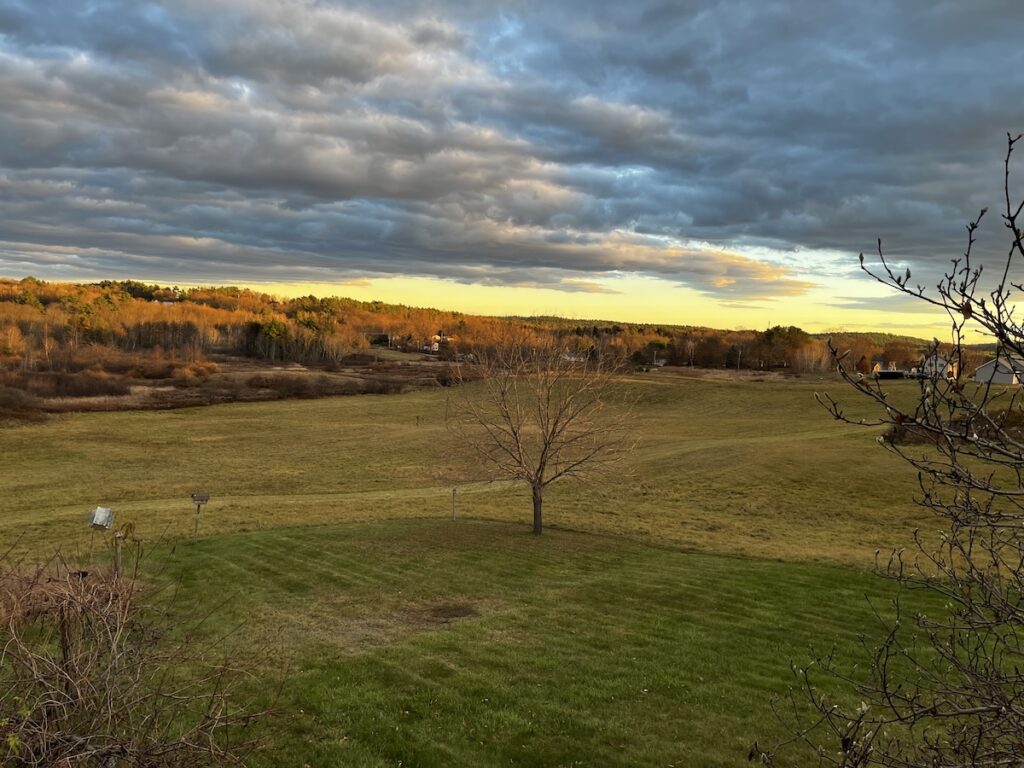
227, 274, 957, 338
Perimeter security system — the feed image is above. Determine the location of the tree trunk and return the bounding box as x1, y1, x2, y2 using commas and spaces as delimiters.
532, 484, 543, 535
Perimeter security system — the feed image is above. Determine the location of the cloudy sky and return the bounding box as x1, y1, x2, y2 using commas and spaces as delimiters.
0, 0, 1021, 331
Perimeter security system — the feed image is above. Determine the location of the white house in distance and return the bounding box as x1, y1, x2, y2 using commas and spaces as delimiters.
920, 354, 957, 378
974, 356, 1024, 385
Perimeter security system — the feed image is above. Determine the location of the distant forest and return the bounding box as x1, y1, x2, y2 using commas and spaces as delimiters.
0, 276, 986, 378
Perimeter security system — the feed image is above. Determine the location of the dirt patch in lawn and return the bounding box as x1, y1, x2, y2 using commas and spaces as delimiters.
416, 601, 479, 623
251, 596, 492, 657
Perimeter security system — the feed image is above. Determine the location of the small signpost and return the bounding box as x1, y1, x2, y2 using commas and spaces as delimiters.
191, 493, 210, 543
452, 487, 457, 521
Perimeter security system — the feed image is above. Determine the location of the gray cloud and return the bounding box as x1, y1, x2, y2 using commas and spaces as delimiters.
0, 0, 1021, 303
827, 294, 944, 315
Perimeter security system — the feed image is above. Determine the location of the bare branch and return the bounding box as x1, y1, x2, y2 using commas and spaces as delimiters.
0, 545, 275, 767
448, 331, 635, 534
763, 133, 1024, 768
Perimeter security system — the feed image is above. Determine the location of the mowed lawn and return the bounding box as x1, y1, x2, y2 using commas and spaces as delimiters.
1, 373, 938, 765
0, 372, 927, 564
162, 519, 919, 768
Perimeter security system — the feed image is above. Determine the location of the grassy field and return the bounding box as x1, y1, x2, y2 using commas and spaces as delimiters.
159, 519, 922, 768
0, 371, 927, 564
1, 371, 938, 765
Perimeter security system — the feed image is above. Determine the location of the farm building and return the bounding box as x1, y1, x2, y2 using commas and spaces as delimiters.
973, 356, 1024, 385
920, 354, 957, 378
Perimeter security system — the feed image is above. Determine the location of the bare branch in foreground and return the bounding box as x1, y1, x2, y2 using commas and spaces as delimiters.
759, 133, 1024, 768
0, 542, 275, 767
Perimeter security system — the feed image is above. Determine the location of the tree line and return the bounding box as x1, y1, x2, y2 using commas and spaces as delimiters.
0, 277, 980, 375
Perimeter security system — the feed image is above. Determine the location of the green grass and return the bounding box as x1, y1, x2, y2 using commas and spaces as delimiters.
1, 373, 943, 764
159, 518, 919, 768
0, 372, 928, 564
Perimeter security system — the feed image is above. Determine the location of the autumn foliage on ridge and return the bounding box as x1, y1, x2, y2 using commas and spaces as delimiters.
0, 276, 978, 419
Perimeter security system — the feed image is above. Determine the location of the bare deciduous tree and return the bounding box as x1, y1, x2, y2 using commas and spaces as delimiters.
449, 336, 634, 535
758, 133, 1024, 767
0, 545, 271, 767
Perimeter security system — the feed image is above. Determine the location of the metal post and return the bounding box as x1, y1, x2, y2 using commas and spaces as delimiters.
190, 493, 210, 544
452, 487, 457, 521
113, 532, 123, 577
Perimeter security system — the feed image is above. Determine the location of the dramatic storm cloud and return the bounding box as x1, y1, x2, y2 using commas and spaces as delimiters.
0, 0, 1021, 304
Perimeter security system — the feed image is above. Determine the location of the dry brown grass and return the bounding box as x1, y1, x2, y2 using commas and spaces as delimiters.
0, 372, 931, 566
0, 350, 454, 415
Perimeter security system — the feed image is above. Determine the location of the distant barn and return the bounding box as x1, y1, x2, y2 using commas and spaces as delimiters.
974, 357, 1024, 385
920, 354, 957, 378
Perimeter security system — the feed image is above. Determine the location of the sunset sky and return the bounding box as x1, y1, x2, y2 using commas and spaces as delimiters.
1, 1, 1021, 333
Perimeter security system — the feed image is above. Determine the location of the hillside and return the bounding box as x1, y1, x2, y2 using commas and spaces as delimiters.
0, 277, 989, 421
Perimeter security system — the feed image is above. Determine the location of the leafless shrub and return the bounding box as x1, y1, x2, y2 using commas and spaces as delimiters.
244, 373, 404, 398
758, 134, 1024, 767
0, 544, 271, 767
362, 378, 406, 395
0, 386, 43, 423
0, 371, 131, 398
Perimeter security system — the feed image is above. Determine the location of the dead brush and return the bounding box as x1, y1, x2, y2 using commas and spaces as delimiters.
0, 546, 275, 767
